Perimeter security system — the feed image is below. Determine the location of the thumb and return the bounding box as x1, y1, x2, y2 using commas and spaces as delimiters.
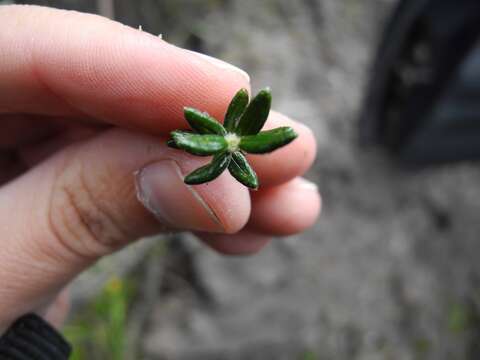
0, 129, 250, 329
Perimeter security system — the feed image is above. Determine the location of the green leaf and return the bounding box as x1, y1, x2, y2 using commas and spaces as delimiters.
239, 127, 298, 154
171, 131, 227, 156
185, 152, 231, 185
235, 87, 272, 135
228, 151, 259, 189
184, 107, 226, 135
224, 88, 249, 132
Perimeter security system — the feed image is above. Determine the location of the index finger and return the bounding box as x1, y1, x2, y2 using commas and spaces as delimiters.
0, 5, 250, 134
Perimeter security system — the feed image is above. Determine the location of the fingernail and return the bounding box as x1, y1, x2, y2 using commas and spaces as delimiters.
185, 50, 250, 83
294, 178, 319, 192
135, 160, 225, 232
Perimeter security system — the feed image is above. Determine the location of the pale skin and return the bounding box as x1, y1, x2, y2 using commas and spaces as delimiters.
0, 5, 321, 333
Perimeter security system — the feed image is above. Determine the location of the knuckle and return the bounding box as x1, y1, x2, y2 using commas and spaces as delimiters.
47, 158, 129, 260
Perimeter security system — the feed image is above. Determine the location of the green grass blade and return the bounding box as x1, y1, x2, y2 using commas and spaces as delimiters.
228, 151, 258, 189
171, 131, 227, 156
239, 127, 297, 154
184, 107, 226, 135
224, 88, 249, 132
235, 87, 271, 135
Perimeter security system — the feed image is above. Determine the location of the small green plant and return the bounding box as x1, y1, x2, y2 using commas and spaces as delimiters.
167, 88, 298, 189
448, 302, 471, 334
300, 350, 318, 360
63, 277, 132, 360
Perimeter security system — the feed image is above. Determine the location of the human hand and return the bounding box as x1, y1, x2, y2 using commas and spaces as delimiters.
0, 5, 320, 332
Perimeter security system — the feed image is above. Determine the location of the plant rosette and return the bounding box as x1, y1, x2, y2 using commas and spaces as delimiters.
167, 87, 298, 190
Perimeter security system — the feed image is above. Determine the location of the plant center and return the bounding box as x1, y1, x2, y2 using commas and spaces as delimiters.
225, 133, 241, 152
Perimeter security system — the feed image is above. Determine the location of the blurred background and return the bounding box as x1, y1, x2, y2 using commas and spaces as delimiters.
3, 0, 480, 359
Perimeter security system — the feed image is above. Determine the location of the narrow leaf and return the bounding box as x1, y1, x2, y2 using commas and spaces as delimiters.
235, 87, 272, 135
171, 131, 227, 156
228, 151, 259, 189
184, 152, 231, 185
184, 107, 226, 135
239, 127, 298, 154
224, 88, 249, 132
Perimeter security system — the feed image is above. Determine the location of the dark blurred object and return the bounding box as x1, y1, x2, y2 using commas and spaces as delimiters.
360, 0, 480, 165
0, 314, 71, 359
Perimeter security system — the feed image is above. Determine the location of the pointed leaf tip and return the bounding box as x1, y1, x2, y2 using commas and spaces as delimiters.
224, 88, 249, 132
184, 107, 226, 135
235, 87, 272, 136
228, 151, 259, 189
239, 127, 298, 154
166, 139, 179, 149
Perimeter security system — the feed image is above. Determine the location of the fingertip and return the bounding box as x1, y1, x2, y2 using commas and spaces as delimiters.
1, 5, 251, 132
250, 177, 321, 236
165, 48, 251, 129
248, 111, 317, 187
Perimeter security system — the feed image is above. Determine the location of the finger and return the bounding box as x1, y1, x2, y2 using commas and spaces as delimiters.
7, 110, 317, 188
0, 129, 250, 328
0, 115, 61, 149
0, 114, 106, 150
0, 5, 249, 133
18, 123, 102, 167
195, 177, 321, 254
197, 229, 271, 256
0, 150, 27, 185
248, 177, 321, 236
248, 111, 317, 187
